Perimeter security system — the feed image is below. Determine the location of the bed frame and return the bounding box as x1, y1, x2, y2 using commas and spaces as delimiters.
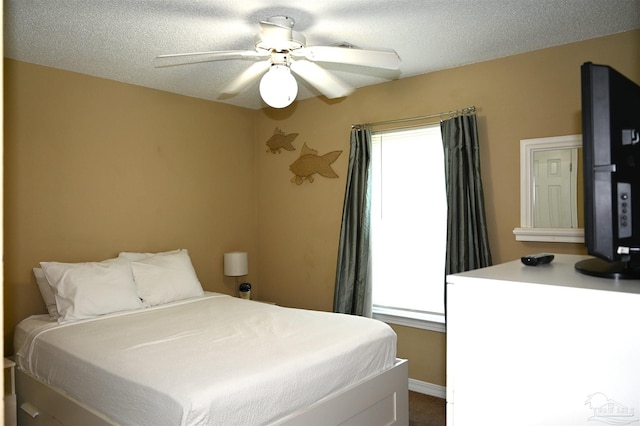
16, 358, 408, 426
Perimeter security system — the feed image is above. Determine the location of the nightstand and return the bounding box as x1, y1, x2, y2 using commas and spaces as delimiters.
4, 358, 17, 426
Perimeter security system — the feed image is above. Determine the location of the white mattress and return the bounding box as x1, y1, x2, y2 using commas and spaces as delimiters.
16, 293, 397, 425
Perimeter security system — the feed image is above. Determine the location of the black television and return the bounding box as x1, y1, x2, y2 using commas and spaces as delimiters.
575, 62, 640, 279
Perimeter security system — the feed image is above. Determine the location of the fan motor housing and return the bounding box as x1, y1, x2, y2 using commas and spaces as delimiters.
255, 15, 306, 52
255, 33, 306, 52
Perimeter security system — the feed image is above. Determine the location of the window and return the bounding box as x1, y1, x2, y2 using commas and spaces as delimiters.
371, 124, 447, 331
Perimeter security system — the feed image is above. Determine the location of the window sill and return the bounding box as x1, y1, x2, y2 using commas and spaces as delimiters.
373, 308, 446, 333
513, 227, 584, 243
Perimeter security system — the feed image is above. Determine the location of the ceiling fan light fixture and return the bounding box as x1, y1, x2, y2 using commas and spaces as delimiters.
157, 15, 401, 107
259, 64, 298, 108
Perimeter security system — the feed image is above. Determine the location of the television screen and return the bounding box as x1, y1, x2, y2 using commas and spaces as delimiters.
576, 62, 640, 279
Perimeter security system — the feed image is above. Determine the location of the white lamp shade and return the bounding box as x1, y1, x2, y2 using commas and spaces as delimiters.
259, 65, 298, 108
224, 252, 248, 276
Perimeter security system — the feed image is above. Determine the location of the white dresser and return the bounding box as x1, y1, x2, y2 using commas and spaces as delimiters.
446, 254, 640, 426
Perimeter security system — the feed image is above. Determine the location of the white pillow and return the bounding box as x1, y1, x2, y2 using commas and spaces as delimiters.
130, 251, 204, 306
40, 258, 144, 323
118, 249, 185, 262
33, 267, 60, 319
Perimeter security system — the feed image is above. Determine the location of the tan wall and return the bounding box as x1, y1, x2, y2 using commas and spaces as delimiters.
4, 30, 639, 386
254, 30, 640, 386
3, 60, 259, 353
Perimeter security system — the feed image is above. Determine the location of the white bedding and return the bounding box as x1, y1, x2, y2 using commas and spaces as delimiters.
16, 293, 397, 425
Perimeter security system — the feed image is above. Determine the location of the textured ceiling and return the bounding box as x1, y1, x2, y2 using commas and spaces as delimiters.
4, 0, 640, 110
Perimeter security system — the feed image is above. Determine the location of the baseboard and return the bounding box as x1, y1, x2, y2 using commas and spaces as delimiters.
408, 378, 446, 399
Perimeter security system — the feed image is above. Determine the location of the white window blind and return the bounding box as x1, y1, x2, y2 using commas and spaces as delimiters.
371, 124, 447, 325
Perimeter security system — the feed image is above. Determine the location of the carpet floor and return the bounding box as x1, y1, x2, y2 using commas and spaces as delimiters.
409, 391, 446, 426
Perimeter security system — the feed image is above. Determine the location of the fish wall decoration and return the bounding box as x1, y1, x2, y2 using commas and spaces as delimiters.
289, 143, 342, 185
266, 127, 299, 154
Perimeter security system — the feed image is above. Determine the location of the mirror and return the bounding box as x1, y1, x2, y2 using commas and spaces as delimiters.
513, 135, 585, 243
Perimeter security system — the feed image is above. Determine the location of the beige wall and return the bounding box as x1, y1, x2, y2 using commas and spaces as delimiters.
4, 30, 639, 386
3, 60, 259, 352
254, 30, 639, 386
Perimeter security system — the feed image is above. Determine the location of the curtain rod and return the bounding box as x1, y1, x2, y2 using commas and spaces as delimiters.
352, 106, 476, 129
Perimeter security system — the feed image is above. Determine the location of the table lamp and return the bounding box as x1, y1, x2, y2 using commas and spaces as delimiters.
223, 252, 250, 299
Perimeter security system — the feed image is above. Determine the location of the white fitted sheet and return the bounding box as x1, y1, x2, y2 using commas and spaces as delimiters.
16, 293, 397, 425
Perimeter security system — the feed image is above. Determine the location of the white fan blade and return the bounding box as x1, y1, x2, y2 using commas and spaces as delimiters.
290, 60, 354, 99
155, 50, 267, 68
221, 61, 271, 95
292, 46, 401, 70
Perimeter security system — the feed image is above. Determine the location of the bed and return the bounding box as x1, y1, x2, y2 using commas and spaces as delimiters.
14, 250, 408, 425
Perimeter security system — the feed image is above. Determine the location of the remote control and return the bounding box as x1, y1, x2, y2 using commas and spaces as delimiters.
521, 253, 554, 266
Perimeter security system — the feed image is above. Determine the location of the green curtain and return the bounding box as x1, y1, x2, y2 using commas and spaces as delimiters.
333, 127, 372, 317
441, 114, 493, 275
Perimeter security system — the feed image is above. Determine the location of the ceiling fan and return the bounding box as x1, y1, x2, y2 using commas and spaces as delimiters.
155, 16, 401, 108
